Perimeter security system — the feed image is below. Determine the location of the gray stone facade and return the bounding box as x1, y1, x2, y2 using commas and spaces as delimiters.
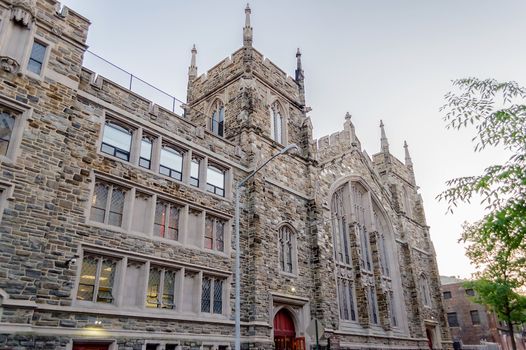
0, 1, 451, 349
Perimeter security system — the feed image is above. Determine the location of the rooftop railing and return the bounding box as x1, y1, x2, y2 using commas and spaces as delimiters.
83, 50, 185, 116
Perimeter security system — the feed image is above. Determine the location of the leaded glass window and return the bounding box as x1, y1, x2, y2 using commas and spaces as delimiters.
153, 200, 180, 241
77, 254, 117, 304
0, 112, 15, 156
205, 215, 225, 252
201, 276, 224, 314
147, 266, 177, 309
90, 180, 127, 227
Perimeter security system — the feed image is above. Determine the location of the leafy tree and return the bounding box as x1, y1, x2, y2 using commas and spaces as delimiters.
438, 78, 526, 350
464, 279, 526, 350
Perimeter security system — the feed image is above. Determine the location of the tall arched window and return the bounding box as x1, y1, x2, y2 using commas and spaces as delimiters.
278, 225, 294, 274
210, 100, 224, 137
270, 101, 284, 144
331, 180, 404, 330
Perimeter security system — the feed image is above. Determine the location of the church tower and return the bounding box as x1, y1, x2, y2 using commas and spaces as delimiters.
185, 5, 312, 164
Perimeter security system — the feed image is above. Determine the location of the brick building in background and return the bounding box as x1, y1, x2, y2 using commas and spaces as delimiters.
0, 0, 451, 349
441, 277, 526, 350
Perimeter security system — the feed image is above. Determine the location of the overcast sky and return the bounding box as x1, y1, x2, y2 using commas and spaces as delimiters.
59, 0, 526, 278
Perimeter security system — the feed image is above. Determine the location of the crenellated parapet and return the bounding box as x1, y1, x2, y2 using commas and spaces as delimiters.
313, 112, 361, 162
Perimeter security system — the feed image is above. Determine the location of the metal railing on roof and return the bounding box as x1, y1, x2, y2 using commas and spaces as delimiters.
83, 50, 185, 115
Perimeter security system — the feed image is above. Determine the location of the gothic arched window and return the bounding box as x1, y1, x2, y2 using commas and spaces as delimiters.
210, 99, 224, 137
419, 274, 432, 307
278, 225, 295, 274
331, 180, 404, 330
270, 101, 284, 144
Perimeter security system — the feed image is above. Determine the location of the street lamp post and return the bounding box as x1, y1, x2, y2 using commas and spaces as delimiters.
234, 143, 299, 350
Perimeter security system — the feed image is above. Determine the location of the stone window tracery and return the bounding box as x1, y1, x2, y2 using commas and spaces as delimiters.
90, 180, 128, 227
0, 112, 15, 157
331, 180, 403, 329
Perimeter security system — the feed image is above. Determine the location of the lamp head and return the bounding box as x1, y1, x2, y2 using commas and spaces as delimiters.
279, 143, 299, 155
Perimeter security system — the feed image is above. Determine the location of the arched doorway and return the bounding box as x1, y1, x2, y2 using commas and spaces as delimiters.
274, 308, 305, 350
426, 327, 434, 349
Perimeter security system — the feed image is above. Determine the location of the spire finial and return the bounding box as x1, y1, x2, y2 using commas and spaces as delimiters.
345, 112, 352, 120
380, 120, 389, 154
295, 48, 304, 82
404, 140, 413, 167
243, 4, 253, 47
188, 44, 197, 80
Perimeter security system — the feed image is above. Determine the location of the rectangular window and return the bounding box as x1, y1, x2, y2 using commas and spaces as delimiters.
205, 215, 225, 252
443, 291, 452, 299
146, 266, 176, 309
77, 254, 117, 303
160, 145, 183, 180
101, 121, 132, 161
90, 180, 127, 227
190, 158, 200, 187
465, 288, 475, 296
0, 112, 15, 157
206, 165, 225, 196
139, 136, 153, 169
201, 276, 224, 314
447, 312, 459, 327
153, 200, 180, 241
470, 310, 480, 325
27, 40, 47, 75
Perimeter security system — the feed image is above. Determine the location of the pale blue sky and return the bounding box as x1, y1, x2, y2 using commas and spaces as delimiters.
60, 0, 526, 278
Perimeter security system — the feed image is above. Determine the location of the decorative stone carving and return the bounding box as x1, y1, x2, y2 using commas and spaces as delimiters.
10, 0, 36, 27
0, 56, 20, 73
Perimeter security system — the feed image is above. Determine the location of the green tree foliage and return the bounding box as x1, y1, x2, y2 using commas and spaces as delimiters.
465, 279, 526, 350
439, 78, 526, 350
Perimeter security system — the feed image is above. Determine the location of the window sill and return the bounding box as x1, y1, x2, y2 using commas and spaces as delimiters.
85, 221, 232, 258
279, 271, 298, 279
66, 302, 230, 323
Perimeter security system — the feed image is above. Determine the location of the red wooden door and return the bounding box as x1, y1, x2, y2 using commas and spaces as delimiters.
274, 309, 295, 337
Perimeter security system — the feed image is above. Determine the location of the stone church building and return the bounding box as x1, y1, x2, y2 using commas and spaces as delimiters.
0, 0, 451, 349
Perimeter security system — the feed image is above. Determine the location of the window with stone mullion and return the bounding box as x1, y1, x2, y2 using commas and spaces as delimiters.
352, 184, 372, 271
77, 254, 117, 304
338, 277, 357, 322
154, 200, 180, 241
147, 266, 176, 309
331, 188, 350, 265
